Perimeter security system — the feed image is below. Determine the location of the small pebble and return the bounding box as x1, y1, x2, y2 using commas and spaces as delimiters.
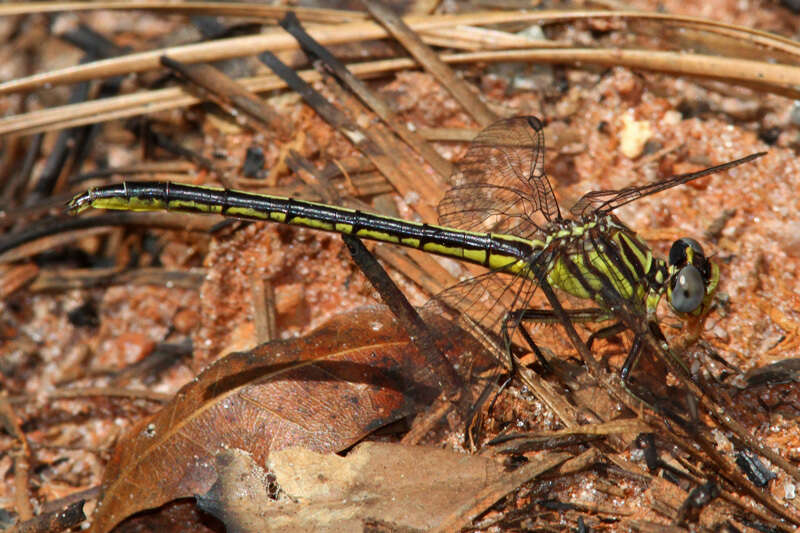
618, 114, 652, 159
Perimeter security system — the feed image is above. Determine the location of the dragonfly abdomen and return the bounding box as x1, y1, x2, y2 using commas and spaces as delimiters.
68, 181, 538, 275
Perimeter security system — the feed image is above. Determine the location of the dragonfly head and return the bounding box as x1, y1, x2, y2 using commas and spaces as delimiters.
666, 237, 719, 317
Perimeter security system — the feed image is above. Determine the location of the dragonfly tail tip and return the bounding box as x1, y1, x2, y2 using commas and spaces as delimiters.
66, 191, 93, 215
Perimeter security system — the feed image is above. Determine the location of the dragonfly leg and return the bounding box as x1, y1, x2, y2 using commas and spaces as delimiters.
516, 323, 551, 371
620, 333, 644, 382
586, 321, 627, 350
620, 331, 700, 431
619, 333, 671, 413
503, 307, 611, 370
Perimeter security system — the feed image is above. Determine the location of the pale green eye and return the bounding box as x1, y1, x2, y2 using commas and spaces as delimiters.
671, 265, 704, 313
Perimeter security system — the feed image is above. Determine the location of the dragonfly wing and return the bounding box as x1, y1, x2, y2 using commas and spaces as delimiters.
428, 271, 535, 343
569, 152, 765, 217
425, 248, 562, 371
438, 116, 560, 239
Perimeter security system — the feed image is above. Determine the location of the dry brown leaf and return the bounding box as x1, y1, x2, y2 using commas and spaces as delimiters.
90, 305, 485, 533
196, 442, 569, 532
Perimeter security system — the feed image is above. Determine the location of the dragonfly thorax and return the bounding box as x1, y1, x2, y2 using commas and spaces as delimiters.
542, 214, 657, 309
537, 213, 719, 326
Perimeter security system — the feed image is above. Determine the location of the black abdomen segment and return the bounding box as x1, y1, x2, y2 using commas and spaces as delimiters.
69, 181, 538, 274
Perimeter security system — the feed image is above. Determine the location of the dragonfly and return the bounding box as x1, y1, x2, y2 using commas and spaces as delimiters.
68, 116, 763, 410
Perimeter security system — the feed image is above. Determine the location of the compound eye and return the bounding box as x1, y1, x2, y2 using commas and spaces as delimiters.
669, 237, 705, 267
671, 265, 705, 313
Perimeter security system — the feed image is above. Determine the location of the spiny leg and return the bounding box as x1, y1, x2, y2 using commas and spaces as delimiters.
510, 305, 703, 458
586, 322, 627, 350
507, 307, 686, 415
620, 332, 644, 383
503, 307, 613, 370
620, 329, 701, 432
619, 333, 678, 421
622, 317, 694, 384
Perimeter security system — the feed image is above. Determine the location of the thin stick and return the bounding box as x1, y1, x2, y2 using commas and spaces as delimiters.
6, 47, 800, 138
279, 12, 453, 182
364, 1, 497, 128
3, 8, 799, 96
160, 56, 288, 139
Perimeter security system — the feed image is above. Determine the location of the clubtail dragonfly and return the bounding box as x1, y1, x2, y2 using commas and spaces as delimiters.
68, 116, 762, 410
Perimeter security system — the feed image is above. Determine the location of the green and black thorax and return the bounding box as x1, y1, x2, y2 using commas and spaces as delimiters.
529, 212, 719, 324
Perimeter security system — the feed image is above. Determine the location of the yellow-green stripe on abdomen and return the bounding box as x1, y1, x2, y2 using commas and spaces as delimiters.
69, 181, 538, 275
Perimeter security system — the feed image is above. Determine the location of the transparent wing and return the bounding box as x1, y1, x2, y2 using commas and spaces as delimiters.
438, 116, 560, 240
429, 272, 536, 343
569, 152, 765, 217
425, 249, 561, 367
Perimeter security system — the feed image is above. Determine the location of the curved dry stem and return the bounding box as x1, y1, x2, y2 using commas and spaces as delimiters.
3, 48, 800, 137
1, 9, 799, 95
